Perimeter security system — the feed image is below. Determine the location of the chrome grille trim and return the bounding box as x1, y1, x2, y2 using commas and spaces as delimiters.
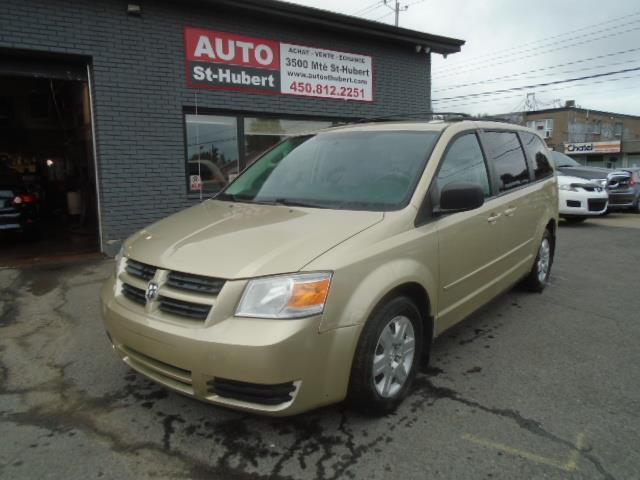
158, 296, 212, 320
122, 283, 146, 305
166, 271, 225, 294
125, 258, 157, 281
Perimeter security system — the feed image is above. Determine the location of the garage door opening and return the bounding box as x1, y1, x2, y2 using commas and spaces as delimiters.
0, 67, 100, 265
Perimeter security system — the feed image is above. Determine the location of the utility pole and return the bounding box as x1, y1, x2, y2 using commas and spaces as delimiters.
383, 0, 408, 27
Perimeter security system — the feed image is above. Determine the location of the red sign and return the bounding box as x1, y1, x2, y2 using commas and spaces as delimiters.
185, 28, 279, 70
189, 174, 202, 191
184, 27, 374, 101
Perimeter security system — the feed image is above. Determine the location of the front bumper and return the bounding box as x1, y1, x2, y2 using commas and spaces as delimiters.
100, 276, 360, 416
559, 191, 608, 216
607, 189, 637, 208
0, 206, 38, 232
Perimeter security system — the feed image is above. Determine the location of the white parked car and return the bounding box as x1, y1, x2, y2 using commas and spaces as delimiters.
558, 174, 608, 223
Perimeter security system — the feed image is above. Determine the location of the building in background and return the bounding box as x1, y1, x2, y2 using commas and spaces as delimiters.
0, 0, 464, 259
506, 102, 640, 169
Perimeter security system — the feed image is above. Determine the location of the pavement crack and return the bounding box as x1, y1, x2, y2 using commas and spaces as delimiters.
413, 375, 616, 479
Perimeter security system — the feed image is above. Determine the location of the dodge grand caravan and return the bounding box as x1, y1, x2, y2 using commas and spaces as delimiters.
101, 120, 558, 416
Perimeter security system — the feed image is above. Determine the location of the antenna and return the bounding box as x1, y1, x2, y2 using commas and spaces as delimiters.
194, 90, 203, 202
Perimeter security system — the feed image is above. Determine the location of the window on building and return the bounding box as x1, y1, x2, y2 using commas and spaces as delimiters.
244, 117, 334, 166
520, 132, 553, 181
614, 122, 623, 137
184, 113, 340, 194
592, 120, 602, 135
436, 133, 491, 197
526, 119, 553, 139
483, 131, 530, 192
185, 114, 239, 194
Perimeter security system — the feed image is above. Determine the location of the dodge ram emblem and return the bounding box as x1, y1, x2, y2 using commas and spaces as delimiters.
146, 281, 159, 301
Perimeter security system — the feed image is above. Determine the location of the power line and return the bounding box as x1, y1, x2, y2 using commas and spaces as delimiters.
433, 48, 640, 92
436, 19, 640, 77
436, 10, 640, 72
433, 66, 640, 103
351, 1, 382, 15
373, 11, 394, 22
434, 23, 640, 79
433, 73, 640, 109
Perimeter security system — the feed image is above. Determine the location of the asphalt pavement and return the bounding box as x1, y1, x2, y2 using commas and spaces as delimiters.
1, 213, 639, 480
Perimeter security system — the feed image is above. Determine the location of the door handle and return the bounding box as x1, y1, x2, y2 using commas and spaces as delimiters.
487, 213, 501, 223
504, 206, 517, 216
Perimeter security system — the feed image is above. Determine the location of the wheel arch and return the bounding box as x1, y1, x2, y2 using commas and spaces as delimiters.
377, 282, 434, 359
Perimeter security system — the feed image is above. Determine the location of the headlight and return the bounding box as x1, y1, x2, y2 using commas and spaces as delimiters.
236, 272, 332, 319
558, 184, 578, 192
114, 244, 125, 277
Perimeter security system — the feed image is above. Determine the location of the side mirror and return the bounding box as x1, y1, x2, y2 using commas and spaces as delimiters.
436, 182, 485, 214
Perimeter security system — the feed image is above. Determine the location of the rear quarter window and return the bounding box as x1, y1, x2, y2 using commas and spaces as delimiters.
520, 132, 554, 181
483, 131, 530, 192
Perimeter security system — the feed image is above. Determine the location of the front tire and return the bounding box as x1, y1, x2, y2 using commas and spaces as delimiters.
522, 229, 554, 292
348, 296, 423, 415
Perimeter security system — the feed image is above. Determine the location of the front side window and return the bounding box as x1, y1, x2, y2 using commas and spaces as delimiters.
185, 114, 239, 194
483, 131, 530, 192
520, 132, 553, 180
436, 133, 491, 197
219, 130, 440, 211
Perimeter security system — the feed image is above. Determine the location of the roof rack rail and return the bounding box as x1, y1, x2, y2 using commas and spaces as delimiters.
472, 115, 521, 124
352, 111, 473, 124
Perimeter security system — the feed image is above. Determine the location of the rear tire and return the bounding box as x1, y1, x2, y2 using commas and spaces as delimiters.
522, 229, 553, 293
348, 296, 423, 415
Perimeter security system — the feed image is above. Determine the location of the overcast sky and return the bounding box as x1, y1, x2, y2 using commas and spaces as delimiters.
287, 0, 640, 115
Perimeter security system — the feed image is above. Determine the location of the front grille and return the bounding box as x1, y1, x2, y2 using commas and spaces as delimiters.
588, 199, 607, 212
607, 176, 630, 190
167, 271, 225, 294
566, 200, 581, 208
122, 283, 146, 305
208, 378, 296, 405
126, 258, 157, 281
158, 296, 211, 320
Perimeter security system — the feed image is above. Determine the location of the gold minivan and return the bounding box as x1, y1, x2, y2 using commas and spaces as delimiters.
101, 119, 558, 416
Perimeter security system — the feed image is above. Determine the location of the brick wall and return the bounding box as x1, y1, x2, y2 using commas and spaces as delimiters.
0, 0, 432, 254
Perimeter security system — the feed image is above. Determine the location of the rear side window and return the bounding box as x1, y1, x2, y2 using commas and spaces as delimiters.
436, 133, 491, 197
520, 132, 553, 180
483, 131, 530, 192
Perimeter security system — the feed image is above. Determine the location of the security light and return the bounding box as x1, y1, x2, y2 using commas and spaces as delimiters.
127, 4, 142, 16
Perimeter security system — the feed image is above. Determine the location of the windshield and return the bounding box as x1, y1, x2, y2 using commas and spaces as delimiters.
218, 130, 440, 211
551, 151, 581, 167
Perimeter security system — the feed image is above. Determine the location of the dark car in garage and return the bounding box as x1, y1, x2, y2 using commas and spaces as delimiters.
0, 172, 39, 237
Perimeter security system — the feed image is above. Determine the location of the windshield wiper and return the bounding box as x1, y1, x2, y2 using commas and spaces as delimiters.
270, 198, 329, 209
214, 192, 236, 201
215, 192, 258, 203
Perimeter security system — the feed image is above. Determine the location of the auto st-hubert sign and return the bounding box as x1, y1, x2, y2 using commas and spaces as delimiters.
184, 27, 374, 102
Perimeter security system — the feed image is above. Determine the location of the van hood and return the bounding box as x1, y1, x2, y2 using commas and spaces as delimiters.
125, 200, 384, 279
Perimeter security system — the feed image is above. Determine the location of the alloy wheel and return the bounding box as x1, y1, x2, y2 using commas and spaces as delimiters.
372, 315, 416, 398
537, 238, 551, 283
